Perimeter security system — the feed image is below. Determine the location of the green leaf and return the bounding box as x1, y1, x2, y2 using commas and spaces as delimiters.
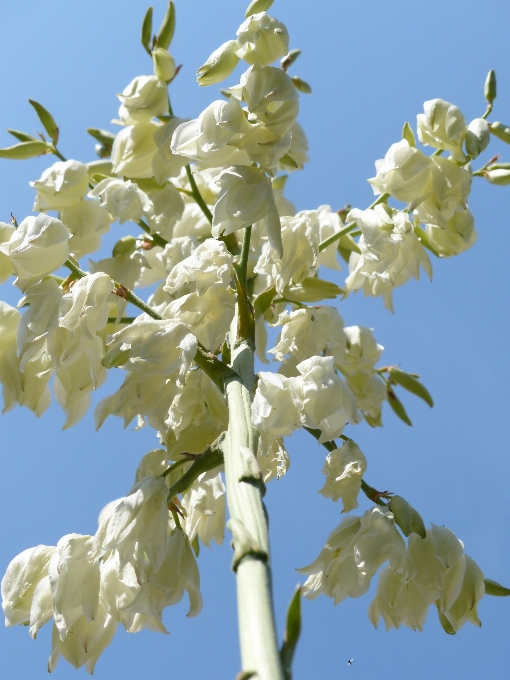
402, 121, 416, 147
86, 128, 116, 147
388, 367, 434, 407
141, 6, 153, 53
484, 578, 510, 596
0, 140, 51, 160
280, 586, 302, 680
253, 283, 276, 320
245, 0, 274, 18
28, 99, 59, 144
438, 610, 456, 635
389, 495, 426, 538
157, 1, 175, 50
284, 277, 343, 303
387, 387, 412, 426
7, 129, 38, 143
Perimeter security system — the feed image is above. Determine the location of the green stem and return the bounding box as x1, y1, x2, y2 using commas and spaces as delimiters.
51, 146, 67, 162
137, 219, 169, 248
482, 104, 492, 120
237, 226, 252, 293
185, 164, 213, 223
106, 317, 136, 324
166, 446, 224, 500
318, 192, 389, 252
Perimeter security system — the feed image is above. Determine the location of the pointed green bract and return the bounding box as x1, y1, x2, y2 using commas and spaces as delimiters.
387, 387, 412, 426
86, 128, 116, 147
388, 367, 434, 407
253, 284, 276, 319
0, 140, 51, 159
484, 578, 510, 596
157, 1, 175, 50
402, 121, 416, 147
291, 76, 312, 94
281, 49, 301, 72
141, 6, 153, 53
389, 495, 426, 538
284, 278, 344, 302
245, 0, 274, 18
7, 129, 38, 143
28, 99, 59, 144
280, 586, 302, 680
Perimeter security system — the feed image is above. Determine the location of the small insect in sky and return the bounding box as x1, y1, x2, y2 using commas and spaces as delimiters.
347, 659, 354, 666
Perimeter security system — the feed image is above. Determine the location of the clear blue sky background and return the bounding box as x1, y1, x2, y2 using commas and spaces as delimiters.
1, 1, 510, 678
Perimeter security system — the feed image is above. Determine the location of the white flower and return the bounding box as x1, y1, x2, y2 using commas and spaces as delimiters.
90, 178, 153, 223
337, 325, 383, 376
145, 184, 184, 240
298, 507, 406, 604
152, 117, 189, 183
91, 476, 170, 570
164, 238, 232, 297
5, 214, 70, 291
58, 272, 114, 339
61, 198, 112, 258
318, 440, 367, 512
369, 564, 429, 632
368, 140, 432, 203
465, 118, 490, 159
345, 206, 432, 312
417, 98, 467, 161
345, 371, 387, 422
235, 12, 289, 66
31, 160, 89, 211
116, 75, 169, 124
111, 122, 159, 178
297, 205, 342, 270
293, 356, 361, 442
212, 165, 282, 256
1, 545, 55, 627
441, 555, 484, 632
181, 471, 226, 547
416, 156, 471, 229
252, 372, 301, 437
196, 40, 240, 86
425, 208, 476, 257
48, 534, 100, 640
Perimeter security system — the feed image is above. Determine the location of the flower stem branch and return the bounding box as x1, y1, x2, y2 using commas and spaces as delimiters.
318, 192, 389, 252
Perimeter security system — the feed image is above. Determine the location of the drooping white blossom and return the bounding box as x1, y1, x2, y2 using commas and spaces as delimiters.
111, 122, 159, 178
318, 439, 367, 512
116, 75, 169, 125
90, 178, 153, 224
235, 13, 289, 66
417, 98, 467, 161
31, 160, 89, 211
181, 471, 226, 547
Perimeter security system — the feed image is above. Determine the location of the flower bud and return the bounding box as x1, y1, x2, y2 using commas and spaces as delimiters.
485, 168, 510, 185
152, 47, 176, 82
484, 69, 497, 104
196, 40, 240, 87
235, 13, 289, 67
465, 118, 490, 159
490, 121, 510, 144
245, 0, 274, 18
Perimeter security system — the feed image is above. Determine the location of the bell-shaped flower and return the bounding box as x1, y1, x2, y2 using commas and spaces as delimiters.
298, 507, 406, 604
369, 565, 429, 632
368, 140, 432, 204
345, 206, 432, 312
440, 554, 484, 632
16, 278, 63, 368
336, 326, 383, 376
212, 165, 282, 256
47, 603, 117, 674
269, 306, 346, 366
48, 534, 100, 640
0, 222, 15, 283
120, 528, 202, 627
28, 575, 53, 639
181, 471, 226, 547
417, 98, 467, 161
254, 214, 318, 293
252, 371, 301, 437
318, 439, 367, 512
145, 184, 185, 240
116, 75, 169, 125
59, 273, 114, 340
416, 156, 471, 229
235, 12, 289, 66
293, 356, 361, 442
197, 40, 240, 86
152, 117, 189, 183
4, 214, 69, 291
91, 476, 170, 570
297, 205, 342, 270
61, 198, 112, 258
90, 177, 153, 224
282, 121, 309, 171
164, 238, 232, 297
1, 545, 55, 627
31, 160, 89, 211
426, 208, 476, 257
345, 371, 387, 423
111, 122, 159, 178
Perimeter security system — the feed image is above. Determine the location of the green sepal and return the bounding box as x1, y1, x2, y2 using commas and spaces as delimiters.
156, 1, 175, 50
414, 226, 440, 257
490, 122, 510, 144
191, 534, 200, 558
112, 236, 137, 258
28, 99, 59, 144
253, 283, 276, 320
291, 76, 312, 94
0, 140, 51, 160
7, 129, 38, 143
438, 609, 456, 635
279, 152, 299, 169
245, 0, 274, 18
86, 128, 116, 147
402, 121, 416, 147
281, 49, 301, 72
389, 495, 426, 538
484, 69, 497, 104
141, 6, 153, 53
388, 367, 433, 407
102, 342, 130, 369
284, 277, 343, 302
387, 387, 412, 426
280, 585, 302, 680
484, 578, 510, 596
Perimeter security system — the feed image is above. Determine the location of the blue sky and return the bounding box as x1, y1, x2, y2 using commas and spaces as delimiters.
1, 1, 510, 678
